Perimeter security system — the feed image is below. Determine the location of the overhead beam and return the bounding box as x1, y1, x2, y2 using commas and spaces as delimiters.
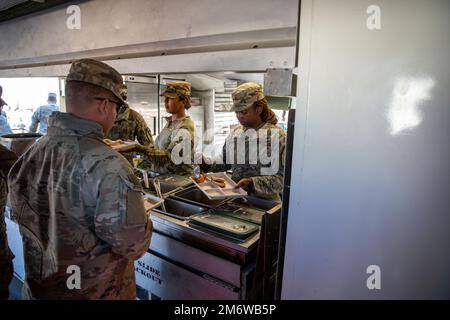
0, 27, 296, 71
0, 47, 295, 77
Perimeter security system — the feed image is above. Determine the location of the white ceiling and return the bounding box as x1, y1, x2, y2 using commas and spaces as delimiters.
0, 0, 30, 11
141, 72, 264, 91
207, 72, 264, 84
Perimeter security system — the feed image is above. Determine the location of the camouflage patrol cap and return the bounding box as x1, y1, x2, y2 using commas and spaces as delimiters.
66, 59, 124, 103
160, 81, 191, 99
231, 82, 265, 112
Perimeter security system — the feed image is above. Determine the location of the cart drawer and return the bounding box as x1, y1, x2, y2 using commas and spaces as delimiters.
135, 251, 239, 300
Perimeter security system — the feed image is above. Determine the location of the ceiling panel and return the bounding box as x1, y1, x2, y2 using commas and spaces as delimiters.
0, 0, 77, 23
0, 0, 29, 11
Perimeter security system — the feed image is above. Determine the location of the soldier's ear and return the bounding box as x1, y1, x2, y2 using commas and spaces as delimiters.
97, 99, 109, 115
255, 105, 263, 116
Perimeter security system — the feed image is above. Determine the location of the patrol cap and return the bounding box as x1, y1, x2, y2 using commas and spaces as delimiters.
47, 92, 57, 101
231, 82, 265, 112
66, 59, 124, 103
160, 81, 191, 99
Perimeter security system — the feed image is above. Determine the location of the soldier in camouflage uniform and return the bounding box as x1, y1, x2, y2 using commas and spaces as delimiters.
107, 85, 154, 147
8, 59, 152, 300
0, 145, 17, 299
29, 92, 60, 134
126, 81, 195, 177
0, 85, 13, 136
203, 82, 286, 201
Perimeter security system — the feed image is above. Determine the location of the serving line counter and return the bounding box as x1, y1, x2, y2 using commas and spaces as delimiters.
135, 182, 281, 300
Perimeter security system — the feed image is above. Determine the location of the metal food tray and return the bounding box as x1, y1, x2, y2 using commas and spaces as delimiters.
143, 182, 182, 197
190, 172, 247, 200
152, 197, 209, 221
189, 212, 259, 240
186, 222, 251, 243
212, 203, 265, 225
156, 173, 194, 188
170, 186, 228, 208
143, 193, 164, 212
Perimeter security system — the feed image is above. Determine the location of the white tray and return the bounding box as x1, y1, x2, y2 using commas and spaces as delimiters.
143, 193, 164, 212
190, 172, 248, 200
103, 139, 139, 152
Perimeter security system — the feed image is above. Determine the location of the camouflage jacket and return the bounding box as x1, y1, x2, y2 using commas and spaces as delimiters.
141, 116, 195, 177
207, 122, 286, 201
29, 104, 60, 134
108, 104, 154, 147
8, 112, 152, 300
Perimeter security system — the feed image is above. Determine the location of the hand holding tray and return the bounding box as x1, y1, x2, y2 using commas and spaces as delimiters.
103, 139, 139, 152
191, 172, 247, 200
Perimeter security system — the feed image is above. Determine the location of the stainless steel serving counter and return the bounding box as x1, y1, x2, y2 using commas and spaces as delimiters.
150, 210, 260, 265
135, 182, 280, 300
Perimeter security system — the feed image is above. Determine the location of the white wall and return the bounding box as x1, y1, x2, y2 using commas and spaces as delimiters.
282, 0, 450, 299
0, 0, 298, 60
0, 0, 298, 76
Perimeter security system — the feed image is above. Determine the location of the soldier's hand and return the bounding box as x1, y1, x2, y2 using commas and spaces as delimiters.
119, 144, 147, 154
235, 177, 253, 189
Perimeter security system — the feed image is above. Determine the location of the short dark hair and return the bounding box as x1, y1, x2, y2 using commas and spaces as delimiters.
66, 81, 116, 112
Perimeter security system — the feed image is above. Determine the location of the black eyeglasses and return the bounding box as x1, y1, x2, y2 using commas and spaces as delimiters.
94, 97, 123, 112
